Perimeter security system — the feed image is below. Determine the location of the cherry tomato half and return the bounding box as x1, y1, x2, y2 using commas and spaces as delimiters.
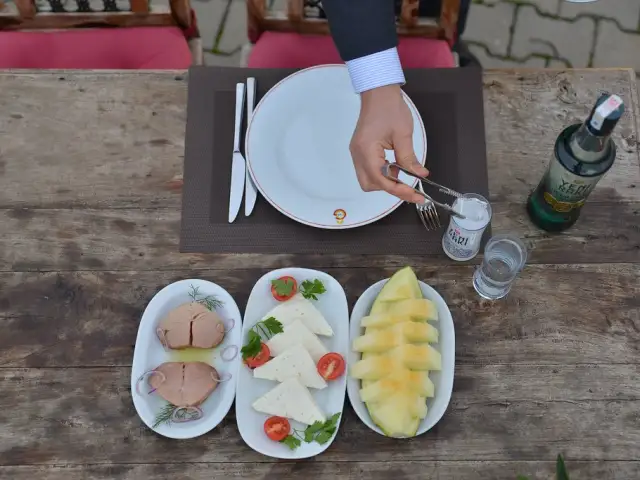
270, 276, 298, 302
264, 416, 291, 441
245, 343, 271, 369
317, 352, 346, 381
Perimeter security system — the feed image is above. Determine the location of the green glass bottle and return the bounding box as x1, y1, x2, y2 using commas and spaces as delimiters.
526, 93, 625, 232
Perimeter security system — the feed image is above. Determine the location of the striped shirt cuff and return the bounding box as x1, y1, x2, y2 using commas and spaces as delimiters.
345, 47, 406, 94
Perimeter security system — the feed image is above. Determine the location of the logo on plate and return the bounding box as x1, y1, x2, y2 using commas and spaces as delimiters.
333, 209, 347, 224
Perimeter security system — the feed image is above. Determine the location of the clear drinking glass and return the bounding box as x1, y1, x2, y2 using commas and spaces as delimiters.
473, 234, 528, 300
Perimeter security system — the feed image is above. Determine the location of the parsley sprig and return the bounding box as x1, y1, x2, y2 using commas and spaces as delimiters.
189, 284, 223, 310
279, 413, 341, 450
280, 435, 302, 450
300, 279, 326, 300
271, 278, 296, 297
241, 317, 283, 360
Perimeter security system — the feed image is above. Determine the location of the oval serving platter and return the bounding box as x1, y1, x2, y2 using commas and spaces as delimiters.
347, 278, 455, 437
236, 268, 349, 459
131, 279, 243, 439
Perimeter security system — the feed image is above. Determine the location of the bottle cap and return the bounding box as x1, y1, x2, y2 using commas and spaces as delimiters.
587, 93, 625, 136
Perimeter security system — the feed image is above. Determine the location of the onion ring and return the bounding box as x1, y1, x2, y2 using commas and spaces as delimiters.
211, 371, 232, 383
135, 369, 166, 396
215, 318, 235, 334
224, 318, 235, 333
156, 328, 169, 350
220, 345, 238, 362
171, 406, 203, 423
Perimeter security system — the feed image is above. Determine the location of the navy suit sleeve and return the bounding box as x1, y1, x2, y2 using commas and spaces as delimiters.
321, 0, 398, 61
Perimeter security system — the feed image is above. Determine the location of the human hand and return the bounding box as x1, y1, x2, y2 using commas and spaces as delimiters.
349, 84, 429, 204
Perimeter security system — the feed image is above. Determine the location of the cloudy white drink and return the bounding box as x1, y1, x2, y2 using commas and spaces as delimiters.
441, 193, 491, 262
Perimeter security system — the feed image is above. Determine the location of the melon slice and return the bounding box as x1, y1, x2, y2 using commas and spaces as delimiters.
359, 370, 435, 401
352, 321, 439, 353
392, 344, 442, 371
368, 391, 425, 437
350, 355, 398, 380
384, 299, 439, 321
369, 266, 422, 315
361, 312, 428, 329
351, 344, 441, 378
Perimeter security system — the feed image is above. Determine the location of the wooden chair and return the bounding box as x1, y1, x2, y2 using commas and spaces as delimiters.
243, 0, 461, 69
0, 0, 202, 68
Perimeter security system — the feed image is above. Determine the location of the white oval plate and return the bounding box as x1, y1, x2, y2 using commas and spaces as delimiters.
131, 279, 242, 439
236, 268, 349, 458
245, 64, 427, 229
347, 278, 455, 437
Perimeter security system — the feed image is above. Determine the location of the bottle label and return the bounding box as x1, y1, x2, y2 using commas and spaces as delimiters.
442, 222, 485, 261
542, 158, 603, 212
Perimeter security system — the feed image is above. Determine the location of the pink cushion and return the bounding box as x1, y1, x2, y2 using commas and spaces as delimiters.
0, 27, 192, 69
248, 31, 454, 69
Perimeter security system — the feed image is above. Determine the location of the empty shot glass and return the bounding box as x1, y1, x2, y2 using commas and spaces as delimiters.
473, 234, 527, 300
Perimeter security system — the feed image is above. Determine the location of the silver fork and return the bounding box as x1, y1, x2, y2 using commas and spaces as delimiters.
415, 182, 441, 231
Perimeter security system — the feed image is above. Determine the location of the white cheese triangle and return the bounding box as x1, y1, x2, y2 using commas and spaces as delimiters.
262, 293, 334, 337
253, 343, 327, 390
266, 319, 328, 363
252, 377, 326, 425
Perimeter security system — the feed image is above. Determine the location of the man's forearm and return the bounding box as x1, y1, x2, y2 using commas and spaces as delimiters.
321, 0, 405, 94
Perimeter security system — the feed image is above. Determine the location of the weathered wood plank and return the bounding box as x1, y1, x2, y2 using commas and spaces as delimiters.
0, 70, 637, 209
0, 368, 638, 464
2, 461, 639, 480
0, 72, 187, 210
1, 266, 639, 367
453, 364, 640, 400
2, 204, 640, 272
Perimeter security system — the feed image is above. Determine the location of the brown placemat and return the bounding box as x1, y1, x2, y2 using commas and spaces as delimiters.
180, 66, 490, 254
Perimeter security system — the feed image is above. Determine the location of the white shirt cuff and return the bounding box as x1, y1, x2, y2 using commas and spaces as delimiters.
345, 47, 406, 94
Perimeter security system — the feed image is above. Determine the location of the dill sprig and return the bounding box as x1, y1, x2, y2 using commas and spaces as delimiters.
153, 402, 177, 429
189, 284, 223, 310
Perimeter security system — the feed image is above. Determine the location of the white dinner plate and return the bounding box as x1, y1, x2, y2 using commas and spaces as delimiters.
347, 278, 455, 437
131, 279, 242, 439
236, 268, 349, 458
245, 64, 427, 229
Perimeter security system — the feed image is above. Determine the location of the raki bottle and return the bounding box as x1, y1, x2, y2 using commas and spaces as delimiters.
526, 93, 625, 232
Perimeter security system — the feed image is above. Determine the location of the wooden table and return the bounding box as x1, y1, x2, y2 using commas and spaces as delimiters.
1, 69, 639, 479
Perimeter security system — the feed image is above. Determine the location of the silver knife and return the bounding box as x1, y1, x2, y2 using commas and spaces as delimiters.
244, 77, 258, 216
228, 82, 246, 223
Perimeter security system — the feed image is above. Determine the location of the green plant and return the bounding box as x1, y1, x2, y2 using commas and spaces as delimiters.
518, 454, 570, 480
